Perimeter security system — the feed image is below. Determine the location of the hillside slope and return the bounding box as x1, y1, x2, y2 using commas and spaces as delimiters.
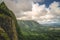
17, 20, 60, 40
17, 20, 60, 34
0, 2, 18, 40
17, 20, 46, 34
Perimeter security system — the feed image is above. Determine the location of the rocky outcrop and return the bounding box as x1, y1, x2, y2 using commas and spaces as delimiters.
0, 2, 18, 40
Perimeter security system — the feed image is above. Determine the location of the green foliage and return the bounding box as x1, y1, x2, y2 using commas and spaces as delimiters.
0, 27, 10, 40
0, 1, 60, 40
0, 2, 18, 40
17, 20, 60, 40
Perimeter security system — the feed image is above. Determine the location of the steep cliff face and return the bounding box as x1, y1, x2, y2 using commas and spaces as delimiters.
0, 2, 18, 40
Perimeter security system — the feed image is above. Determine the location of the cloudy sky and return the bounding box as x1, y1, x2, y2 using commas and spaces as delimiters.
2, 0, 60, 24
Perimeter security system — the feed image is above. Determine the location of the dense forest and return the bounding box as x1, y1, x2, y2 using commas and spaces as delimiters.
17, 20, 60, 40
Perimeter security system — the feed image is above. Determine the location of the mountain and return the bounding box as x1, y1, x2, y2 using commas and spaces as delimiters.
0, 2, 18, 40
17, 20, 60, 34
17, 20, 60, 40
41, 23, 60, 27
17, 20, 49, 35
18, 20, 43, 28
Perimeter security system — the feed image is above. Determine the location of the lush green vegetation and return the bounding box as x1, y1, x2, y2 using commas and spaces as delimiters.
0, 2, 18, 40
17, 20, 60, 40
0, 2, 60, 40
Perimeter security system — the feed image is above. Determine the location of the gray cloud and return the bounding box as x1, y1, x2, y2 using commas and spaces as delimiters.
16, 1, 60, 24
4, 0, 44, 17
3, 0, 60, 24
0, 0, 3, 3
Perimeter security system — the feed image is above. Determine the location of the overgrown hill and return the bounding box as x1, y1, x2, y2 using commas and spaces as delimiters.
17, 20, 60, 34
0, 2, 18, 40
17, 20, 60, 40
17, 20, 45, 35
18, 20, 43, 28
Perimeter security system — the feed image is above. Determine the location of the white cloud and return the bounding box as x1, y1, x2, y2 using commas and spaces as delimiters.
37, 1, 60, 24
49, 1, 60, 16
17, 1, 60, 24
17, 3, 47, 20
4, 0, 44, 17
3, 0, 60, 24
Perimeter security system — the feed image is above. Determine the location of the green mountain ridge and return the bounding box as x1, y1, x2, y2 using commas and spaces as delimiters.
17, 20, 60, 40
17, 20, 49, 35
18, 20, 43, 28
18, 20, 60, 34
0, 2, 18, 40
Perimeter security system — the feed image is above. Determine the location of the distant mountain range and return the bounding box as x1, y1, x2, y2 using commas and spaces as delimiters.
17, 20, 60, 28
17, 20, 60, 35
41, 22, 60, 27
